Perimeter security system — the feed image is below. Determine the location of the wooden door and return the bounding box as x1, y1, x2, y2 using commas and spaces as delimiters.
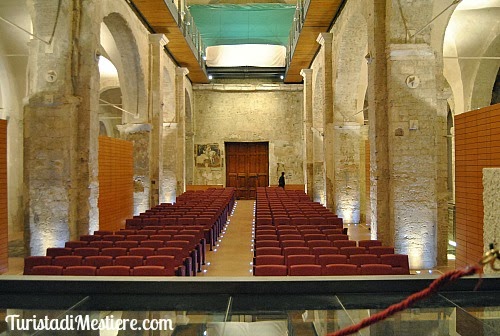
226, 142, 269, 199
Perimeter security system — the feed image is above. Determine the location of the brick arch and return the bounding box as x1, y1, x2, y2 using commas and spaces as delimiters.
333, 13, 368, 125
101, 13, 147, 121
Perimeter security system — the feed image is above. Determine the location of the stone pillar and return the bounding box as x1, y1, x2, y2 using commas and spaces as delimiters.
148, 34, 169, 207
117, 124, 152, 215
366, 0, 391, 244
24, 0, 100, 255
301, 69, 314, 199
387, 44, 440, 269
483, 168, 500, 275
317, 33, 335, 212
175, 67, 189, 195
334, 123, 361, 224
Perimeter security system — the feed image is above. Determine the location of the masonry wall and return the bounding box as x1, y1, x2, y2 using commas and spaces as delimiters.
98, 136, 134, 232
192, 83, 304, 186
455, 103, 500, 268
0, 120, 7, 273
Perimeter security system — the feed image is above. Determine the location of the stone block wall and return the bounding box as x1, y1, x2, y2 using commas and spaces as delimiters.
0, 120, 7, 273
192, 83, 304, 186
455, 103, 500, 268
483, 168, 500, 274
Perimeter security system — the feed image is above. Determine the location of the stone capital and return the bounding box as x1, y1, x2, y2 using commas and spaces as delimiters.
176, 67, 190, 77
300, 69, 313, 80
316, 33, 333, 46
149, 34, 169, 47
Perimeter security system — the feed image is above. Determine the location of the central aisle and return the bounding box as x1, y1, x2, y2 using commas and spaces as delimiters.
200, 200, 255, 277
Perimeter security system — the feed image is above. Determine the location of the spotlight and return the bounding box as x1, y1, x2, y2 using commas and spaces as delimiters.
208, 75, 213, 80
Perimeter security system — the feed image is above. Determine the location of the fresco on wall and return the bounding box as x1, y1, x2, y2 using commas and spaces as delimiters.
195, 144, 221, 168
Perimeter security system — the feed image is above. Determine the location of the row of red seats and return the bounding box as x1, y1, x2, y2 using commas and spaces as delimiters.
254, 246, 397, 259
24, 188, 236, 277
25, 254, 184, 276
254, 263, 402, 276
254, 253, 409, 275
29, 265, 174, 276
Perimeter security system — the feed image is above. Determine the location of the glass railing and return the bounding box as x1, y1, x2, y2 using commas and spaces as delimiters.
286, 0, 311, 71
1, 276, 499, 335
162, 0, 207, 70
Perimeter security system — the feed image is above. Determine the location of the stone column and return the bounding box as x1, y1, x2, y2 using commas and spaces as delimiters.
483, 168, 500, 275
175, 67, 189, 195
334, 123, 362, 224
366, 0, 391, 244
317, 33, 335, 212
301, 69, 314, 199
117, 124, 152, 215
387, 44, 440, 269
24, 0, 100, 255
148, 34, 169, 207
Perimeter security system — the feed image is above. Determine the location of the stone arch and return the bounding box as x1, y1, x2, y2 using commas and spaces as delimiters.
333, 12, 368, 124
98, 87, 123, 138
101, 12, 147, 121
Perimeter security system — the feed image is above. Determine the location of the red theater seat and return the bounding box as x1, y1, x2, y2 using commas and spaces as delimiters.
24, 256, 53, 275
333, 240, 357, 248
379, 254, 410, 274
46, 248, 73, 257
63, 266, 97, 276
83, 256, 114, 268
73, 247, 100, 257
97, 266, 131, 276
132, 266, 169, 276
286, 254, 316, 267
53, 255, 83, 268
369, 246, 395, 257
31, 265, 63, 275
100, 247, 127, 258
349, 254, 379, 267
254, 255, 285, 266
360, 264, 394, 275
254, 265, 287, 276
358, 240, 383, 248
339, 246, 367, 257
322, 264, 358, 276
317, 254, 348, 267
289, 264, 322, 276
114, 256, 144, 268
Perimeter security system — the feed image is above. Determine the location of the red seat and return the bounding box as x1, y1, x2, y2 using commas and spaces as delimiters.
255, 247, 282, 256
97, 266, 131, 276
317, 254, 348, 267
63, 266, 96, 276
255, 240, 280, 248
140, 240, 164, 249
379, 254, 410, 274
281, 240, 307, 248
277, 229, 299, 236
101, 235, 125, 243
73, 247, 100, 257
322, 264, 358, 276
333, 240, 357, 248
312, 246, 339, 258
254, 265, 287, 276
339, 246, 367, 257
322, 229, 343, 235
89, 241, 113, 249
132, 266, 169, 276
283, 247, 310, 258
327, 234, 349, 242
255, 234, 278, 241
289, 264, 322, 276
46, 247, 73, 257
307, 240, 332, 248
349, 254, 379, 267
279, 234, 302, 241
31, 265, 63, 275
79, 235, 101, 242
65, 241, 88, 249
24, 256, 53, 275
117, 229, 136, 236
358, 240, 383, 248
137, 229, 157, 236
368, 246, 395, 257
360, 264, 395, 275
114, 241, 139, 249
83, 256, 114, 267
94, 230, 113, 236
126, 235, 148, 242
286, 254, 316, 267
144, 255, 177, 275
114, 256, 144, 267
254, 255, 285, 266
255, 230, 276, 236
100, 247, 127, 258
129, 247, 155, 258
303, 234, 327, 241
53, 255, 83, 268
149, 235, 171, 243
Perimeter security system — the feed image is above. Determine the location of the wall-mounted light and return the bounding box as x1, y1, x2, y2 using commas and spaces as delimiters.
208, 75, 213, 80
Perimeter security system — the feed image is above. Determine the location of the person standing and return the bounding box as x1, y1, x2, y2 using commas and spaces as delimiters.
278, 172, 285, 188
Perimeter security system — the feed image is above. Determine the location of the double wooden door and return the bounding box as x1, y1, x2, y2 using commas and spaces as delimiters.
226, 142, 269, 199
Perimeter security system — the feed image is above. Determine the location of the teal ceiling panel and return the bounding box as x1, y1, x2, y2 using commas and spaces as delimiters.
189, 4, 296, 47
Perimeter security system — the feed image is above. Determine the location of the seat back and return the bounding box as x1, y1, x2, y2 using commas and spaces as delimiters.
368, 246, 395, 257
254, 265, 287, 276
53, 255, 83, 268
31, 265, 63, 275
255, 247, 282, 256
63, 266, 97, 276
339, 246, 367, 257
100, 247, 127, 258
83, 256, 114, 267
322, 264, 358, 276
360, 264, 394, 275
358, 240, 383, 248
132, 266, 169, 276
333, 240, 357, 248
97, 266, 131, 276
317, 254, 348, 267
286, 254, 316, 267
348, 254, 379, 267
289, 264, 322, 276
254, 255, 285, 266
114, 256, 144, 267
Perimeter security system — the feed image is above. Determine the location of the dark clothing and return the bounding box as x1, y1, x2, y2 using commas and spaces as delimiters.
278, 175, 285, 188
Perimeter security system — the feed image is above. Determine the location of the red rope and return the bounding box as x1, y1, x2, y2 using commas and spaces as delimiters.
327, 265, 482, 336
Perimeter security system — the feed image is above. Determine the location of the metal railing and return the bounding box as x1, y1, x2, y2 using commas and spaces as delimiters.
286, 0, 311, 70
